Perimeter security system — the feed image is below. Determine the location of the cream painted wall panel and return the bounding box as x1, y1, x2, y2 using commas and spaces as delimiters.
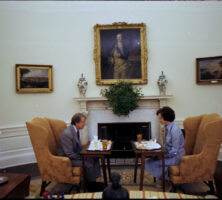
0, 2, 222, 127
0, 2, 222, 167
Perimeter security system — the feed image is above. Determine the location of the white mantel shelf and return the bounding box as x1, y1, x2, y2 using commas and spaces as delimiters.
74, 95, 173, 102
74, 95, 173, 119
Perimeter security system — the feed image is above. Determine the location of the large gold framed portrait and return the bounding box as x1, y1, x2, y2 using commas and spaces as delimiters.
94, 22, 148, 85
16, 64, 53, 93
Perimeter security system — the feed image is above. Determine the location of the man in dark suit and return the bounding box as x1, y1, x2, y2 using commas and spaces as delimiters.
57, 113, 101, 187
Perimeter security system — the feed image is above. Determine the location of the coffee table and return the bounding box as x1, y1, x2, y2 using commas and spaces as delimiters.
0, 173, 30, 199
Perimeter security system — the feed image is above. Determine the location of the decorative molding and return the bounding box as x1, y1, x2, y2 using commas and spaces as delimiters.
0, 121, 70, 169
0, 121, 70, 136
0, 148, 36, 169
74, 95, 173, 102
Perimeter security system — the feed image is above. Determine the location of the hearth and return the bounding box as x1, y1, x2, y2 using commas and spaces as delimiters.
98, 122, 151, 159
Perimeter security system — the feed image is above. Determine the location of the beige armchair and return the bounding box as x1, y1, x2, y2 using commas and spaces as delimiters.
26, 118, 82, 195
169, 113, 222, 193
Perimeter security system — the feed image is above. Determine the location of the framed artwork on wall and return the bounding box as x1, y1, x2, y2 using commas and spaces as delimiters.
196, 56, 222, 85
94, 22, 148, 85
15, 64, 53, 93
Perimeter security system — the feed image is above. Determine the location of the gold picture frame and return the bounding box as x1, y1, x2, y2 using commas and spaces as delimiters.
94, 22, 148, 85
196, 56, 222, 85
16, 64, 53, 93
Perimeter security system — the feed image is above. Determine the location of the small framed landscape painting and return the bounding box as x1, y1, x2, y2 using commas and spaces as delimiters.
196, 56, 222, 85
16, 64, 53, 93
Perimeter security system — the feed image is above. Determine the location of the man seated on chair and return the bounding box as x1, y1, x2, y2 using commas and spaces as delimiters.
57, 113, 101, 190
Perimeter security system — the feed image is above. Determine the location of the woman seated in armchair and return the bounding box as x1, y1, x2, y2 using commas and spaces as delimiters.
145, 106, 186, 189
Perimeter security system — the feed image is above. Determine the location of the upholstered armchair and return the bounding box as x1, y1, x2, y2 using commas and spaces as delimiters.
169, 113, 222, 193
26, 118, 82, 195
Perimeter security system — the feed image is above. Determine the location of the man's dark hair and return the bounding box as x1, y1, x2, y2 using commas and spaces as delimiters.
71, 113, 86, 125
156, 106, 175, 122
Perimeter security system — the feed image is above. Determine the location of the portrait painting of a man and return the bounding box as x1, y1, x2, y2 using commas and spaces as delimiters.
94, 23, 147, 85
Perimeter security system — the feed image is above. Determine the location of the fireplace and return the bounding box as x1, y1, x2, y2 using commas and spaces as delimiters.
75, 95, 173, 165
98, 122, 151, 159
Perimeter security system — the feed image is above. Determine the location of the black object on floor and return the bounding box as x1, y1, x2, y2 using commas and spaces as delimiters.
102, 172, 129, 199
86, 182, 105, 192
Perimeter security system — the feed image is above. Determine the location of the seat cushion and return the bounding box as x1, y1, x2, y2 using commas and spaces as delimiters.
72, 167, 81, 176
169, 165, 180, 176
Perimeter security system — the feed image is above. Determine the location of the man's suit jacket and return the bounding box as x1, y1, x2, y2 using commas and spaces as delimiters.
57, 125, 82, 161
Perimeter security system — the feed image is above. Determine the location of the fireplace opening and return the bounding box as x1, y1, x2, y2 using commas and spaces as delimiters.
98, 122, 151, 159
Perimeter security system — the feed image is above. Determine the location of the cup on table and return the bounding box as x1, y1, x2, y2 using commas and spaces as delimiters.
137, 134, 143, 143
94, 140, 98, 147
102, 140, 108, 150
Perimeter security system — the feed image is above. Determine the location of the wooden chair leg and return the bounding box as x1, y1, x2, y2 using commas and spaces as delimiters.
40, 181, 47, 196
68, 185, 74, 194
76, 185, 80, 193
68, 184, 80, 194
178, 185, 186, 193
208, 181, 215, 194
172, 183, 178, 193
40, 181, 51, 196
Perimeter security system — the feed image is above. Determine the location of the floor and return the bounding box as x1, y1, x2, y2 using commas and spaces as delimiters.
0, 163, 218, 198
28, 165, 217, 198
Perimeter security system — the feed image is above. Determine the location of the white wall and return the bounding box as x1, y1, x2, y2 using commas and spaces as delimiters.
0, 1, 222, 167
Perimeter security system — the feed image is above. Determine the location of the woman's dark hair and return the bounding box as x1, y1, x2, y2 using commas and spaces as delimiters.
156, 106, 175, 122
71, 113, 86, 125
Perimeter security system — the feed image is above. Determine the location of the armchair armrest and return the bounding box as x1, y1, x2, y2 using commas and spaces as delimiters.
180, 153, 204, 177
41, 150, 77, 182
49, 154, 73, 177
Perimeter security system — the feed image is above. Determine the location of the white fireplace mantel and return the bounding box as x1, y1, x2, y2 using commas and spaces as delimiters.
74, 95, 173, 102
74, 95, 173, 113
74, 95, 173, 145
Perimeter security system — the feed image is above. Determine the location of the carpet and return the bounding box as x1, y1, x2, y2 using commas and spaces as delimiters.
28, 166, 215, 198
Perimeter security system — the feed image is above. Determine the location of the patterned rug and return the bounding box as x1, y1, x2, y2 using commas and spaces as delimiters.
28, 166, 212, 198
